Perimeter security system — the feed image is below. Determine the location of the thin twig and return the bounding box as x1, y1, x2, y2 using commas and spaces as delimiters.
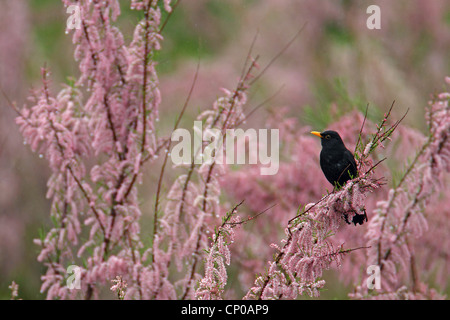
364, 157, 387, 175
152, 60, 200, 257
287, 192, 333, 230
239, 29, 259, 84
355, 103, 369, 154
158, 0, 181, 34
249, 23, 307, 86
236, 84, 285, 127
224, 203, 277, 227
1, 87, 31, 123
213, 200, 245, 245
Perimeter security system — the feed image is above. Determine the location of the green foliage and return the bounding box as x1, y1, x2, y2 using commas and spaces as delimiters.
303, 78, 380, 128
325, 21, 354, 46
156, 1, 241, 73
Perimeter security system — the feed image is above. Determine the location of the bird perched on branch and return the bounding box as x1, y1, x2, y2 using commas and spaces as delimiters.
311, 130, 366, 225
311, 130, 357, 188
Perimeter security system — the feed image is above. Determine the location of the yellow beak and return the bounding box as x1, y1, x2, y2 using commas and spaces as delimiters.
311, 131, 323, 138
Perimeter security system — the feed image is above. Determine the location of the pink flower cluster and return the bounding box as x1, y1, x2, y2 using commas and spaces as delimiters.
14, 0, 449, 300
195, 203, 242, 300
17, 0, 171, 299
243, 144, 383, 299
154, 62, 256, 299
352, 77, 450, 299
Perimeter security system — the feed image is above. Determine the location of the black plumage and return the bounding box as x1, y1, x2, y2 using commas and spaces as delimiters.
311, 130, 366, 225
311, 130, 367, 225
311, 130, 357, 188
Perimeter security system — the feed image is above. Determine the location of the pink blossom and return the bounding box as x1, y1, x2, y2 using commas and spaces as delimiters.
352, 77, 450, 299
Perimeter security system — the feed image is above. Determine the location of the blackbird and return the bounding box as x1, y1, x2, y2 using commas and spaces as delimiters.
311, 130, 357, 188
311, 130, 366, 225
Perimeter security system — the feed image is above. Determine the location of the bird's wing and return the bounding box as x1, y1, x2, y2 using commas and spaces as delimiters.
344, 149, 358, 177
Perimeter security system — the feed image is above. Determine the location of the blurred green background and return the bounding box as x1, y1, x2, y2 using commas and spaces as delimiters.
0, 0, 449, 299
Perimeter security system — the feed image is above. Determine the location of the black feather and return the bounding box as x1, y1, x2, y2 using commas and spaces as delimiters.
317, 130, 357, 188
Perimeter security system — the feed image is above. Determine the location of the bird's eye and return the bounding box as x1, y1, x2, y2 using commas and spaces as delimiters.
325, 135, 331, 139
